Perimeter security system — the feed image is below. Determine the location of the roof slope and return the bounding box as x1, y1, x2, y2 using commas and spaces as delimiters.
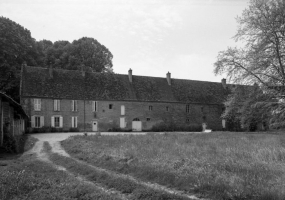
22, 66, 229, 104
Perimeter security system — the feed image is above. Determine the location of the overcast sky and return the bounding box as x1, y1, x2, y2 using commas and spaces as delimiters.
0, 0, 249, 83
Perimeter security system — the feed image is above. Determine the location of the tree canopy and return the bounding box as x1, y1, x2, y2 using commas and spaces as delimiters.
214, 0, 285, 130
214, 0, 285, 89
0, 17, 114, 101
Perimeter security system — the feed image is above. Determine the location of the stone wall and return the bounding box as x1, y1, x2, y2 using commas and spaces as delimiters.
22, 97, 224, 132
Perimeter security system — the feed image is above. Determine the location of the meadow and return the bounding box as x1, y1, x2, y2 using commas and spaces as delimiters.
61, 132, 285, 200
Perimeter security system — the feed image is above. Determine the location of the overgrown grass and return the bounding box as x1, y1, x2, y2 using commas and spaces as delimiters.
0, 136, 120, 200
44, 142, 190, 200
61, 132, 285, 200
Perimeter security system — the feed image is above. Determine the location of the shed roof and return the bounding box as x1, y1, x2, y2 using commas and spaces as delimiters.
22, 66, 230, 104
0, 92, 28, 118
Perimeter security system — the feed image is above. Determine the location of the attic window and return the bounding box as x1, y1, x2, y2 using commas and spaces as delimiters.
186, 104, 190, 113
149, 106, 153, 111
109, 104, 113, 109
147, 118, 151, 121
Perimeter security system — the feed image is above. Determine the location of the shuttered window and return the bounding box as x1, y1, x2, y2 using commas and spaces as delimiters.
71, 100, 78, 111
54, 99, 60, 111
34, 99, 41, 111
92, 101, 98, 112
51, 116, 63, 128
71, 116, 78, 128
31, 116, 44, 128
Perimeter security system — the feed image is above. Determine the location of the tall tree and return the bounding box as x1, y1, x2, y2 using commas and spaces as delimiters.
214, 0, 285, 130
214, 0, 285, 88
0, 17, 38, 100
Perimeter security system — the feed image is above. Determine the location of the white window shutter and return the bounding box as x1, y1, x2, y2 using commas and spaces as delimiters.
75, 117, 77, 128
38, 99, 41, 111
59, 116, 63, 128
40, 116, 44, 127
121, 105, 125, 115
51, 116, 55, 127
71, 117, 74, 128
71, 100, 74, 111
75, 100, 77, 111
58, 100, 60, 111
54, 100, 56, 111
31, 116, 35, 128
34, 99, 36, 110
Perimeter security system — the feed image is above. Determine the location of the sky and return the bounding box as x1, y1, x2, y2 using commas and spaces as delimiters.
0, 0, 249, 83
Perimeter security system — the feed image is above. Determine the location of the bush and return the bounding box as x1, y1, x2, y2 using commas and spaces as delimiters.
151, 122, 202, 132
2, 134, 27, 153
69, 127, 79, 132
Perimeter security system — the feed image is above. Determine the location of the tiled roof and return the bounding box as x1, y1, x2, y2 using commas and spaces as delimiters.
22, 66, 229, 104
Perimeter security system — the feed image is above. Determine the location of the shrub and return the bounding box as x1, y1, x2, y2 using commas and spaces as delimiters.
69, 127, 79, 132
151, 122, 202, 132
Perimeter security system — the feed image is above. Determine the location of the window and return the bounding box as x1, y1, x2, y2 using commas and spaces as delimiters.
121, 105, 125, 115
51, 116, 63, 128
34, 99, 41, 111
166, 106, 169, 111
92, 101, 98, 112
31, 116, 44, 128
71, 100, 78, 111
147, 118, 151, 121
186, 104, 190, 113
201, 106, 204, 112
149, 105, 153, 111
71, 116, 78, 128
54, 99, 60, 111
109, 104, 113, 109
186, 119, 190, 123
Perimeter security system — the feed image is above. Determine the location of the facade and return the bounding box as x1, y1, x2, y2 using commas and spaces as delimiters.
0, 92, 27, 146
21, 66, 231, 132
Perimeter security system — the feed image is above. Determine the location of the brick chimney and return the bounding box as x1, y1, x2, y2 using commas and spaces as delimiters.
49, 66, 53, 78
221, 78, 226, 89
128, 68, 132, 83
166, 72, 171, 85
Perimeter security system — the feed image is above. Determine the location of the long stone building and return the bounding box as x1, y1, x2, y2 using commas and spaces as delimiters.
21, 66, 230, 132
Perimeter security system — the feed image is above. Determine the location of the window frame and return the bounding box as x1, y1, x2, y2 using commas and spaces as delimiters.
34, 99, 41, 111
54, 99, 60, 111
72, 100, 78, 112
186, 104, 190, 113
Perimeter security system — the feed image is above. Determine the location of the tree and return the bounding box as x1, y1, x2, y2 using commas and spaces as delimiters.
0, 16, 39, 100
39, 37, 114, 73
214, 0, 285, 88
214, 0, 285, 130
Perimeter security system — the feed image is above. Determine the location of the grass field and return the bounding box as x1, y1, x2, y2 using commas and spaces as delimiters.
61, 132, 285, 200
0, 137, 120, 200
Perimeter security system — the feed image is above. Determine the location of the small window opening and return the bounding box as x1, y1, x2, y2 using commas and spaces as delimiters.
166, 106, 169, 111
186, 119, 190, 123
201, 106, 204, 112
109, 104, 113, 109
147, 118, 151, 121
186, 104, 190, 113
149, 105, 153, 111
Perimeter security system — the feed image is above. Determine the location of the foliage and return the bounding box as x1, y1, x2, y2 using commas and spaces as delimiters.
0, 17, 39, 100
62, 133, 285, 200
38, 37, 113, 73
150, 122, 202, 132
0, 17, 114, 101
223, 85, 272, 131
214, 0, 285, 87
214, 0, 285, 129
